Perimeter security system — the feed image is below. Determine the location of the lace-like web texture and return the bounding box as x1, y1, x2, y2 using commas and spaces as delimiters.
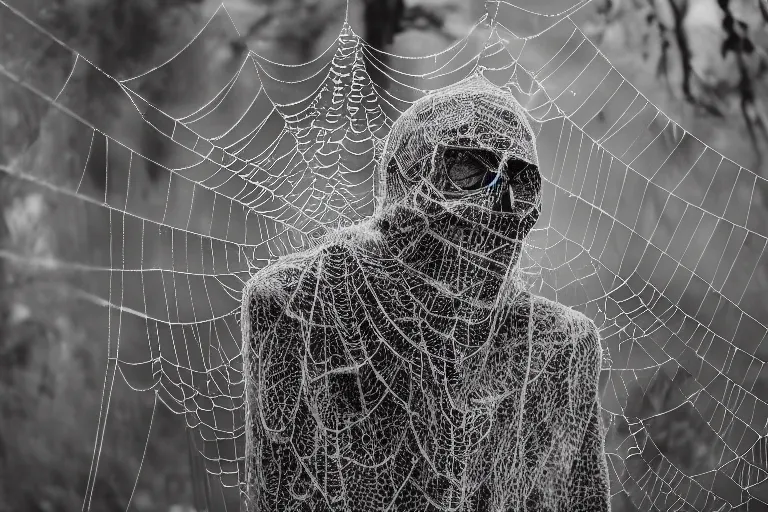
243, 75, 609, 511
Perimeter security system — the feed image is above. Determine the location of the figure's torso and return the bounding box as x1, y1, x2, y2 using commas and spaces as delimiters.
243, 239, 595, 512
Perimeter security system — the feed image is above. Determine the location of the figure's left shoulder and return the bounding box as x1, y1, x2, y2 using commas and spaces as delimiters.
523, 294, 603, 385
518, 292, 599, 342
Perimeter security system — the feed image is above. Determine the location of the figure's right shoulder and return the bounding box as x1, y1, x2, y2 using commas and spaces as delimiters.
240, 251, 320, 339
243, 261, 299, 306
243, 248, 324, 302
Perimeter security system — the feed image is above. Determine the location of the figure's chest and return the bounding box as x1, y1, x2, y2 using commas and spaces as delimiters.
266, 287, 575, 510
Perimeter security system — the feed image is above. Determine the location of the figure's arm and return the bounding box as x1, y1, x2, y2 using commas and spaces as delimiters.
241, 276, 277, 512
240, 270, 305, 511
242, 269, 305, 436
563, 320, 611, 512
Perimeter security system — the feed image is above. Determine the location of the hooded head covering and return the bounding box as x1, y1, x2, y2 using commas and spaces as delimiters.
375, 73, 542, 295
379, 74, 539, 203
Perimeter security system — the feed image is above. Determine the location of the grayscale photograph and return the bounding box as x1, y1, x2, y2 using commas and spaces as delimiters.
0, 0, 767, 511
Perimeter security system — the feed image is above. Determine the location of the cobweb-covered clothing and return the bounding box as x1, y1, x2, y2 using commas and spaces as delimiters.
241, 214, 609, 511
242, 73, 609, 511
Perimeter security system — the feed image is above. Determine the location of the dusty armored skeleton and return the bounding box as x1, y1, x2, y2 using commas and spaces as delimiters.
242, 74, 610, 511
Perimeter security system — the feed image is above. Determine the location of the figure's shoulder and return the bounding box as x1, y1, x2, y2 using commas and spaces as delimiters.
242, 246, 327, 302
506, 290, 599, 343
243, 224, 379, 306
240, 237, 361, 347
535, 294, 597, 337
501, 291, 603, 383
240, 253, 322, 354
243, 260, 299, 304
241, 250, 322, 328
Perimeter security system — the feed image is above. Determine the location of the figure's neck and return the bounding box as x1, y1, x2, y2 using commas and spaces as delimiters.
375, 198, 522, 306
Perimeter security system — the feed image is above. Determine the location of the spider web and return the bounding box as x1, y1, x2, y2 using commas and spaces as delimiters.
1, 0, 767, 510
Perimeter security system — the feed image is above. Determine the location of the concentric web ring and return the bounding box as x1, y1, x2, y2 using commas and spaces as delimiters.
1, 0, 767, 510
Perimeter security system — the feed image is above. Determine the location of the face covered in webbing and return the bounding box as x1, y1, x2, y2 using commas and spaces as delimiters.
376, 74, 541, 304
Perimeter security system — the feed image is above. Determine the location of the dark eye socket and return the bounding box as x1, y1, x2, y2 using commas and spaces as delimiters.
442, 147, 503, 191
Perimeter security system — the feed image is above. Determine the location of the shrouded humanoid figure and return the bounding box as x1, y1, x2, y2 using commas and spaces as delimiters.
241, 74, 610, 511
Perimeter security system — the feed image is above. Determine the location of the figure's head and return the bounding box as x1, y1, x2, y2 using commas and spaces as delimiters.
377, 74, 541, 259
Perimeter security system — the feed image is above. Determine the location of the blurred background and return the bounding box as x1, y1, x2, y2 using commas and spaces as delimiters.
1, 0, 767, 511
